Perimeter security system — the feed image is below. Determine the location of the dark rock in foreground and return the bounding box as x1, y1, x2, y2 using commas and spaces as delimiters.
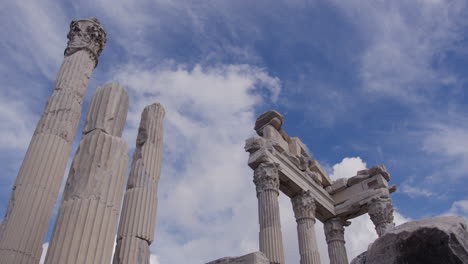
351, 216, 468, 264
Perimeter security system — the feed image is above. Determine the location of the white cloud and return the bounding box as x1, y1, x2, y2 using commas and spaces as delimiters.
108, 63, 279, 263
399, 184, 434, 198
329, 157, 367, 181
331, 0, 467, 102
444, 199, 468, 220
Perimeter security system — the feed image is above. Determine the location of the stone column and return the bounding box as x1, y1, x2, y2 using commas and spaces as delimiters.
44, 83, 128, 264
254, 162, 285, 264
291, 191, 321, 264
368, 197, 395, 237
0, 18, 106, 264
113, 103, 165, 264
324, 218, 349, 264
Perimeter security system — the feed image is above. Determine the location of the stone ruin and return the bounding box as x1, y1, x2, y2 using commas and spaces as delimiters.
0, 17, 467, 264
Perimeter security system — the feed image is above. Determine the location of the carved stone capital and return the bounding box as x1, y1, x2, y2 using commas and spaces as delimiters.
368, 197, 395, 236
65, 18, 107, 67
291, 190, 316, 220
245, 136, 266, 154
253, 162, 280, 194
324, 217, 350, 243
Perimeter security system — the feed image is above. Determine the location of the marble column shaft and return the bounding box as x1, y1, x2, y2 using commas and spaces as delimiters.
292, 191, 321, 264
254, 162, 285, 264
113, 103, 165, 264
0, 18, 106, 264
45, 83, 128, 264
368, 197, 395, 237
324, 218, 349, 264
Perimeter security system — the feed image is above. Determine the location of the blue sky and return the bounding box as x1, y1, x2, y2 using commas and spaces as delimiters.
1, 0, 467, 263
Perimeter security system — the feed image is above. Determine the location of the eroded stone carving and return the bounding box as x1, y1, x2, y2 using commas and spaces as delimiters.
254, 162, 280, 194
65, 18, 107, 67
368, 197, 395, 237
292, 191, 316, 220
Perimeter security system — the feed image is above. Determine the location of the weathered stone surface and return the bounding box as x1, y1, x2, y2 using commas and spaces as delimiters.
368, 197, 395, 237
324, 218, 350, 264
254, 162, 285, 264
45, 83, 128, 264
255, 110, 283, 136
83, 82, 129, 137
292, 191, 321, 264
0, 18, 105, 264
357, 216, 468, 264
113, 103, 165, 264
207, 252, 269, 264
64, 18, 107, 67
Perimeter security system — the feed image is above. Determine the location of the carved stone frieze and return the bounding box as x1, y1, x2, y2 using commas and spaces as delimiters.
291, 190, 316, 220
253, 162, 280, 194
65, 17, 107, 67
368, 197, 395, 236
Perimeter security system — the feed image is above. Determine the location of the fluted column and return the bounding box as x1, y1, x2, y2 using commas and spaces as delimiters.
44, 83, 128, 264
0, 18, 106, 264
292, 191, 321, 264
324, 218, 349, 264
254, 162, 285, 264
113, 103, 165, 264
368, 197, 395, 237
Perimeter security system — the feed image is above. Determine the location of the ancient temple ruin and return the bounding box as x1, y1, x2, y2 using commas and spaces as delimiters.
0, 16, 467, 264
209, 110, 397, 264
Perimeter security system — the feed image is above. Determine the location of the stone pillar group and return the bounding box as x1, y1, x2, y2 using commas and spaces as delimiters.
292, 191, 321, 264
113, 103, 165, 263
324, 218, 349, 264
0, 18, 106, 264
44, 83, 129, 264
254, 162, 285, 264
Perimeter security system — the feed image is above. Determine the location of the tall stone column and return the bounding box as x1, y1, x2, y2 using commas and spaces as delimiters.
292, 191, 321, 264
368, 197, 395, 237
45, 83, 128, 264
0, 18, 106, 264
254, 162, 285, 264
113, 103, 165, 264
324, 218, 349, 264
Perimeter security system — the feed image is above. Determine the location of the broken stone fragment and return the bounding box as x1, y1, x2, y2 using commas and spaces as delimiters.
353, 216, 468, 264
254, 110, 283, 136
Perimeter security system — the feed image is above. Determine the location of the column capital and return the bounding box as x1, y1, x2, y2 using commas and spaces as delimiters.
253, 162, 280, 194
65, 18, 107, 67
368, 196, 395, 236
324, 217, 349, 243
291, 190, 316, 221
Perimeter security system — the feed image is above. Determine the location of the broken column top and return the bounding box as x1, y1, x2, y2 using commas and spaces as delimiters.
65, 17, 107, 67
254, 110, 283, 136
136, 103, 165, 146
83, 82, 129, 137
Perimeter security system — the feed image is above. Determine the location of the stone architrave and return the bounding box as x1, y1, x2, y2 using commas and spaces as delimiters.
0, 18, 106, 264
44, 83, 128, 264
113, 103, 165, 264
368, 197, 395, 237
291, 191, 321, 264
254, 162, 285, 264
324, 218, 349, 264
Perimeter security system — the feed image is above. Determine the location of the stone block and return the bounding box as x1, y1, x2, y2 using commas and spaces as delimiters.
254, 110, 283, 136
